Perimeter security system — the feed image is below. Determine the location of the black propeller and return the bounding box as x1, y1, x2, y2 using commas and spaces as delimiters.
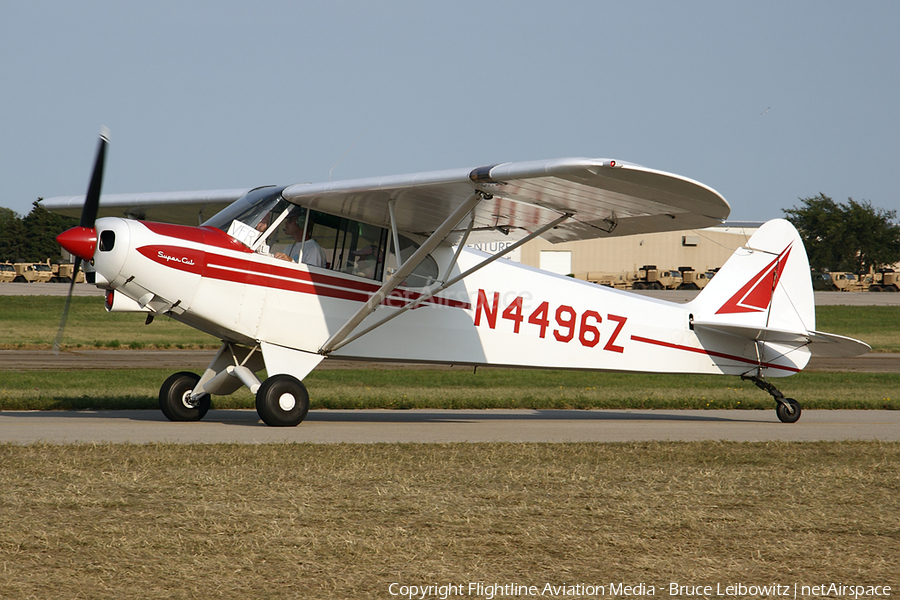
53, 128, 109, 353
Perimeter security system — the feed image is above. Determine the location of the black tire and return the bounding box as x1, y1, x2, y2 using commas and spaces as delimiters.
159, 371, 211, 422
256, 374, 310, 427
13, 276, 26, 283
776, 398, 801, 423
870, 285, 883, 292
632, 282, 646, 290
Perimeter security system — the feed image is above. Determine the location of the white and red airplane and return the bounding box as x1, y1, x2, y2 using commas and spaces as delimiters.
43, 131, 869, 426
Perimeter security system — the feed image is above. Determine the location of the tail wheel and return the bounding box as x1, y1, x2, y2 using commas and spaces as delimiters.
159, 371, 211, 422
776, 398, 801, 423
256, 374, 310, 427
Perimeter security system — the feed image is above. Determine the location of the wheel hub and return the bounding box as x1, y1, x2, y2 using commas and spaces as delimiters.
278, 393, 296, 412
181, 390, 199, 409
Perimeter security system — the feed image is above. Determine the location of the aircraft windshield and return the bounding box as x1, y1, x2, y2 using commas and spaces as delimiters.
212, 192, 438, 288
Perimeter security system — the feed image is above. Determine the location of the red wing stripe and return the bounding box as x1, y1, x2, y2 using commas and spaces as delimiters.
630, 335, 801, 373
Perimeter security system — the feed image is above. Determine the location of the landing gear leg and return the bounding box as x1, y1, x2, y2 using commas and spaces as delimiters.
741, 373, 802, 423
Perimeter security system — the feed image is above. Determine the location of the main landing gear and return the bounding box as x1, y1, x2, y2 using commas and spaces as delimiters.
159, 370, 310, 427
158, 343, 312, 427
741, 373, 802, 423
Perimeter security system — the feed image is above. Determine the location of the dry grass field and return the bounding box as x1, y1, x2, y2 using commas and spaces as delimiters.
0, 442, 896, 599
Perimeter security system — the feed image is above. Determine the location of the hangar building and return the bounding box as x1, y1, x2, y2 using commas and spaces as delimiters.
470, 222, 762, 277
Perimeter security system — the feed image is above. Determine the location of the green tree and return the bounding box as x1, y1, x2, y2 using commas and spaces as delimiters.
783, 194, 900, 273
21, 200, 77, 262
0, 207, 28, 262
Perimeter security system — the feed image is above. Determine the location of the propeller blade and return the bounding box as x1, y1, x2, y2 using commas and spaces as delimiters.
52, 257, 81, 353
53, 128, 109, 354
81, 127, 109, 229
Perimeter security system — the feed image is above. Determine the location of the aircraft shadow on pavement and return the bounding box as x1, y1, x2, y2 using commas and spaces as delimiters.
0, 409, 774, 426
301, 410, 767, 424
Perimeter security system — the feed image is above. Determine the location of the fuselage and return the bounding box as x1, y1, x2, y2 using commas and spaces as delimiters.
90, 216, 809, 378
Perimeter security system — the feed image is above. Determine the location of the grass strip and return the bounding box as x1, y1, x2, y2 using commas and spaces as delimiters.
0, 368, 896, 411
0, 296, 219, 349
0, 442, 896, 599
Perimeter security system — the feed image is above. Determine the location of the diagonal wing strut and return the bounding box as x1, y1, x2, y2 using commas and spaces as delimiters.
323, 211, 572, 354
318, 191, 488, 354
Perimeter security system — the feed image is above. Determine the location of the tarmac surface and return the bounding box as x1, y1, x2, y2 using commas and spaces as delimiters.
1, 409, 898, 444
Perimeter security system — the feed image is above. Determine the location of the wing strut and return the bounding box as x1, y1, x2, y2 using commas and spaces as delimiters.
321, 211, 572, 354
318, 191, 487, 355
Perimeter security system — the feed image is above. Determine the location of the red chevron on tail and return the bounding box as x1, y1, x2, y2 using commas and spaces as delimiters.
715, 244, 792, 314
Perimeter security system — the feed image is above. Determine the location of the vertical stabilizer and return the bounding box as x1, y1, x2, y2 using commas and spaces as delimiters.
688, 219, 814, 336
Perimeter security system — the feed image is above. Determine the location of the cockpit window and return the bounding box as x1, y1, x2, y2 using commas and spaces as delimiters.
212, 190, 437, 288
387, 235, 439, 289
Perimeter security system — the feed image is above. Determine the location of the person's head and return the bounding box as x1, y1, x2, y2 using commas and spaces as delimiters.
284, 208, 309, 240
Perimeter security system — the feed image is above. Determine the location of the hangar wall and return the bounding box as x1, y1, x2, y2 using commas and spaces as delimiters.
516, 223, 762, 276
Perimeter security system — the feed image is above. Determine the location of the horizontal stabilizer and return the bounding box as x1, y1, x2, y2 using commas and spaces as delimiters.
692, 322, 870, 358
806, 331, 871, 358
692, 321, 809, 344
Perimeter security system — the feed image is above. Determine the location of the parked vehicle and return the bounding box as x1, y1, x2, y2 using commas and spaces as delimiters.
870, 269, 899, 292
51, 263, 85, 283
0, 263, 16, 283
677, 267, 711, 290
632, 265, 683, 290
828, 272, 868, 292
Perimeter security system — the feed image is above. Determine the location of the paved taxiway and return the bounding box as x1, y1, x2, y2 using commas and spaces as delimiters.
1, 409, 898, 443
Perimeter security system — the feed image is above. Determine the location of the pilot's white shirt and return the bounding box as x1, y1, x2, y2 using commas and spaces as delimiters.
290, 239, 327, 267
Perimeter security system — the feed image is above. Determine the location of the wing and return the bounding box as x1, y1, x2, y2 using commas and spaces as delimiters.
39, 188, 255, 226
282, 158, 730, 244
40, 158, 730, 243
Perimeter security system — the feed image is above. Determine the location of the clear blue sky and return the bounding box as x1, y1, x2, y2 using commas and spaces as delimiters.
1, 1, 898, 222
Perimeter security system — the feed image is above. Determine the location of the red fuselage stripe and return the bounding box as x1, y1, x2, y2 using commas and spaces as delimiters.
138, 244, 471, 310
630, 335, 801, 373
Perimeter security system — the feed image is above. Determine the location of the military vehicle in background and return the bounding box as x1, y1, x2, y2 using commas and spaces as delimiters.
12, 263, 39, 283
676, 267, 713, 290
6, 261, 56, 283
811, 271, 833, 291
631, 265, 683, 290
573, 265, 716, 291
870, 269, 899, 292
827, 272, 868, 292
0, 263, 16, 283
50, 263, 85, 283
30, 261, 54, 283
573, 271, 636, 289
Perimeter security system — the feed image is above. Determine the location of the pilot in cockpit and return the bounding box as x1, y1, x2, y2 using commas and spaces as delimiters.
273, 208, 327, 267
